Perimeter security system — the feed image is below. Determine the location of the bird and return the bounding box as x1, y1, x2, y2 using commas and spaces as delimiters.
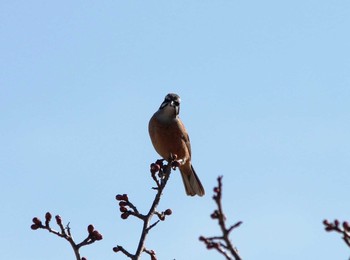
148, 93, 205, 196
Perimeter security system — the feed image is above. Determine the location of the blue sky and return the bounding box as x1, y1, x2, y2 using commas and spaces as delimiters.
1, 1, 350, 259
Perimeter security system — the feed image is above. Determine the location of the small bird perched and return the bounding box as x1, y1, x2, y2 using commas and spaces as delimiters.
148, 93, 205, 196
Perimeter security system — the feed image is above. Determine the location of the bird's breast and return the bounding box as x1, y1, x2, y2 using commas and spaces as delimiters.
149, 117, 190, 161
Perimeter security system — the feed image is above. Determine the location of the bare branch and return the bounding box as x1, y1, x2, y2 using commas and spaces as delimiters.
323, 219, 350, 249
143, 248, 157, 260
199, 176, 242, 260
114, 159, 175, 260
31, 213, 103, 260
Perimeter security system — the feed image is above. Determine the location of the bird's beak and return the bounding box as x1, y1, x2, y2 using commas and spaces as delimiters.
173, 102, 180, 115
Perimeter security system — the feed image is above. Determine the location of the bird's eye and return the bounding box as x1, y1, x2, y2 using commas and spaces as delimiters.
173, 101, 180, 106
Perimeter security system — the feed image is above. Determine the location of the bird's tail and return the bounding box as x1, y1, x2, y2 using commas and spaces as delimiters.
180, 164, 205, 196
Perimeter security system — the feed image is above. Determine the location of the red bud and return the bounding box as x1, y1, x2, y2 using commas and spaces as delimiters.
325, 226, 333, 232
55, 215, 62, 225
199, 236, 206, 241
207, 243, 214, 249
88, 224, 94, 234
121, 212, 129, 219
45, 212, 52, 222
334, 219, 340, 226
122, 194, 129, 201
210, 210, 219, 219
119, 206, 127, 212
164, 209, 172, 215
155, 159, 164, 167
150, 163, 161, 173
119, 201, 127, 207
150, 250, 157, 260
31, 224, 40, 230
32, 217, 42, 225
92, 230, 103, 240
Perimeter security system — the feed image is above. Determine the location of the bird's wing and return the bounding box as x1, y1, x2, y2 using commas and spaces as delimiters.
179, 119, 192, 157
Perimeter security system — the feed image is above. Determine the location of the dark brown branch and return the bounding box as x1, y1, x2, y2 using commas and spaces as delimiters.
199, 176, 242, 260
114, 159, 174, 260
143, 248, 157, 260
146, 220, 160, 232
323, 219, 350, 249
113, 245, 134, 258
31, 213, 103, 260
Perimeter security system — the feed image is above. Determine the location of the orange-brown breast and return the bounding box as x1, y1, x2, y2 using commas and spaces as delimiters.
149, 115, 191, 163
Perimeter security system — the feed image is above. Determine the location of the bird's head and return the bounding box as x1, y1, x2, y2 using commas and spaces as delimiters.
158, 93, 181, 117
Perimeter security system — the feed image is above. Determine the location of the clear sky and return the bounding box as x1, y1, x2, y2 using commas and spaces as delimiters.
1, 1, 350, 259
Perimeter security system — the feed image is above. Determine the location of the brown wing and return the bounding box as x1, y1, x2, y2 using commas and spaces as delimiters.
179, 118, 192, 157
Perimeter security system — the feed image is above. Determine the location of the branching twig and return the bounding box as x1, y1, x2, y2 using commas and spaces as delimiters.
143, 248, 157, 260
323, 219, 350, 248
31, 212, 103, 260
199, 176, 242, 260
113, 159, 175, 260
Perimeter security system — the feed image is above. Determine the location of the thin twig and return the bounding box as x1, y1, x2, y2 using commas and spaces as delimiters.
323, 219, 350, 249
31, 213, 102, 260
199, 176, 242, 260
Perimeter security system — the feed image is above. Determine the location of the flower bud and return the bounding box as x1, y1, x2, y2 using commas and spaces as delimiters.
92, 230, 103, 240
210, 210, 219, 219
88, 224, 94, 234
119, 201, 127, 207
150, 250, 157, 260
55, 215, 62, 225
343, 221, 350, 231
155, 159, 164, 167
31, 224, 40, 230
164, 209, 172, 215
122, 194, 129, 201
121, 212, 129, 219
116, 194, 123, 201
113, 247, 120, 252
45, 212, 52, 222
32, 217, 42, 225
325, 226, 333, 232
120, 206, 128, 212
199, 236, 206, 241
207, 243, 214, 249
150, 163, 161, 173
334, 219, 340, 226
